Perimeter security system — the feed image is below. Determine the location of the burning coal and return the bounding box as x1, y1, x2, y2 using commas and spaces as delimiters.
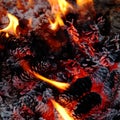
0, 0, 120, 120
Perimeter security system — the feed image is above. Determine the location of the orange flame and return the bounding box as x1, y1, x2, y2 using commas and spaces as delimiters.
20, 60, 70, 91
5, 33, 9, 38
0, 13, 19, 36
76, 0, 94, 7
51, 99, 74, 120
48, 0, 72, 30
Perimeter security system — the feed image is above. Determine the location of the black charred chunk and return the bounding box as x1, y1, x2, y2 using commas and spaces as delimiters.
74, 92, 101, 114
30, 32, 50, 59
113, 114, 120, 120
66, 76, 92, 99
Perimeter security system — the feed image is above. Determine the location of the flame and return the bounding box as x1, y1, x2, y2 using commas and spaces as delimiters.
49, 13, 64, 30
51, 99, 74, 120
20, 60, 70, 91
5, 33, 9, 38
48, 0, 72, 30
0, 13, 19, 36
76, 0, 93, 7
76, 0, 95, 18
33, 72, 70, 91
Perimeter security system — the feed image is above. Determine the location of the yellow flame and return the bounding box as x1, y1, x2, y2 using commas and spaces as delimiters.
51, 99, 74, 120
20, 60, 70, 91
33, 72, 70, 91
0, 13, 19, 36
48, 0, 72, 30
49, 13, 64, 30
5, 33, 9, 38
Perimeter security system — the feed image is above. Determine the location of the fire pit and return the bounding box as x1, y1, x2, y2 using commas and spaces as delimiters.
0, 0, 120, 120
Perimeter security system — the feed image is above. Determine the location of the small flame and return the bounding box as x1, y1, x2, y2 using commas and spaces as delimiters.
76, 0, 93, 7
48, 0, 72, 30
5, 33, 9, 38
51, 99, 74, 120
0, 13, 19, 36
20, 60, 70, 91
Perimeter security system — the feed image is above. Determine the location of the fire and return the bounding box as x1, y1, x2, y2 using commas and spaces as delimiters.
48, 0, 72, 30
5, 33, 9, 38
76, 0, 95, 18
51, 99, 74, 120
20, 60, 70, 91
33, 72, 70, 91
49, 13, 64, 30
0, 13, 19, 36
76, 0, 94, 7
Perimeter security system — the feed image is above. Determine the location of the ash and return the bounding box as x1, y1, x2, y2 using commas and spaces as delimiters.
0, 0, 120, 120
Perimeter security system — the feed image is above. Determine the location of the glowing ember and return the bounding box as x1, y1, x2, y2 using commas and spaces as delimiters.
20, 60, 70, 91
0, 13, 19, 36
48, 0, 72, 30
51, 99, 74, 120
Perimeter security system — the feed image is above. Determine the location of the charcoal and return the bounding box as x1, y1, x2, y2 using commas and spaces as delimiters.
66, 77, 92, 99
74, 92, 101, 115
